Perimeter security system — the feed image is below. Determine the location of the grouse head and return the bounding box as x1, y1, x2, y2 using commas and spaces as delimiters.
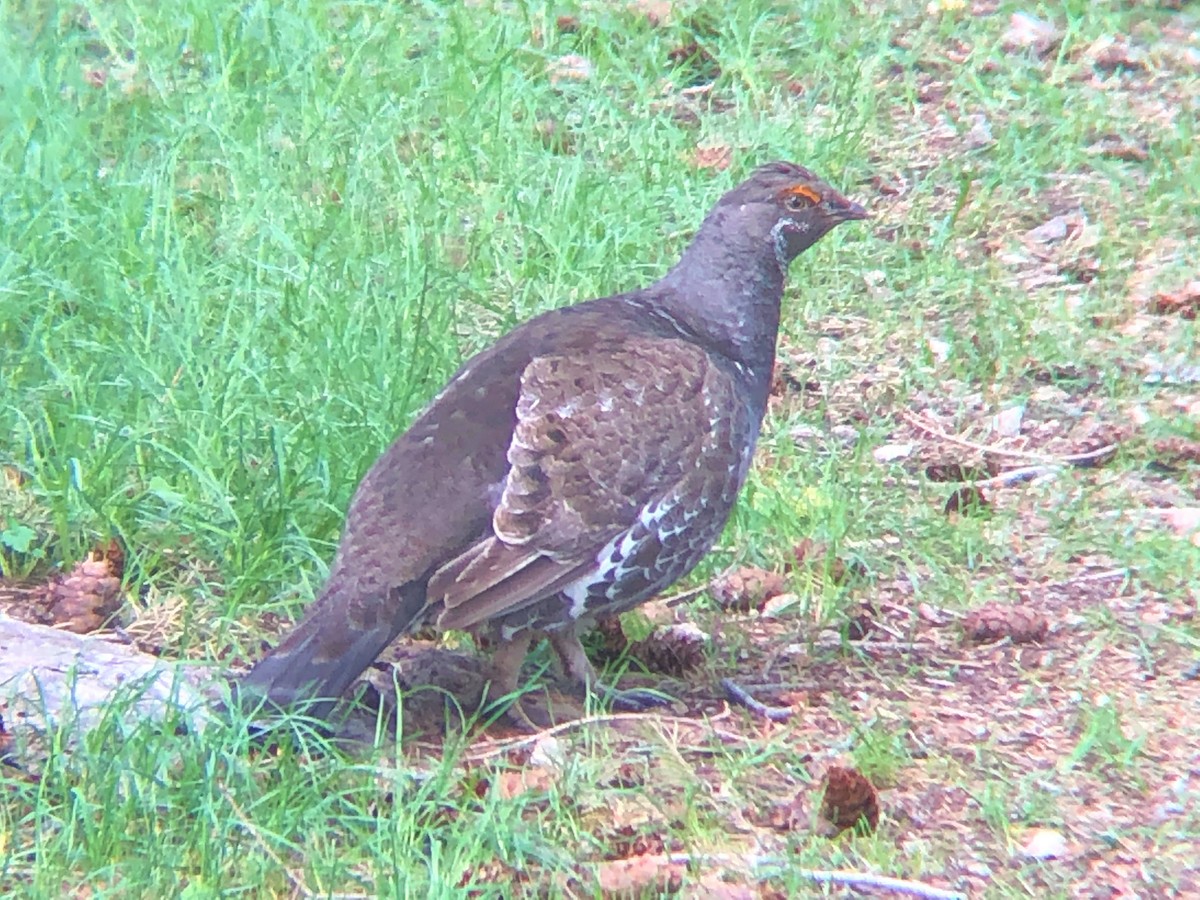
712, 161, 868, 269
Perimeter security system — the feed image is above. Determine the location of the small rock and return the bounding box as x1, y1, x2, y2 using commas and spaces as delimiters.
529, 735, 565, 772
991, 405, 1025, 437
1030, 384, 1069, 405
963, 113, 994, 149
1026, 215, 1069, 244
830, 425, 860, 445
761, 592, 801, 618
1020, 828, 1067, 860
873, 442, 914, 463
926, 337, 951, 363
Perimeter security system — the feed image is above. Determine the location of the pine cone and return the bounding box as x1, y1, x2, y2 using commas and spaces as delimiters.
631, 623, 709, 676
962, 603, 1048, 645
591, 618, 708, 676
38, 558, 122, 634
818, 765, 880, 835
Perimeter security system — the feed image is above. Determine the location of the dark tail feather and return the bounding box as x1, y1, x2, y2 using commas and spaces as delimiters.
235, 582, 427, 722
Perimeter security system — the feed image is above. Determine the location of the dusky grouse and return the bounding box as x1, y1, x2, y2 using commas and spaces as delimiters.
238, 162, 866, 724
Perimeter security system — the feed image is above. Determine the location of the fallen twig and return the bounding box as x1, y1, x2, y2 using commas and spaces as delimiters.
441, 706, 738, 762
660, 584, 709, 607
663, 853, 968, 899
970, 463, 1060, 488
904, 411, 1119, 467
720, 677, 792, 722
792, 866, 966, 899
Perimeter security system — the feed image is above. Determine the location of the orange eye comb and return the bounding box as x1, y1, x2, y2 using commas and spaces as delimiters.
782, 184, 821, 205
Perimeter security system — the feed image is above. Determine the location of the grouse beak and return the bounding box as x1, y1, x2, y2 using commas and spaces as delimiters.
826, 192, 869, 222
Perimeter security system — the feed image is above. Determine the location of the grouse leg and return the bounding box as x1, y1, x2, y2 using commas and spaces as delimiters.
482, 631, 550, 731
547, 627, 670, 711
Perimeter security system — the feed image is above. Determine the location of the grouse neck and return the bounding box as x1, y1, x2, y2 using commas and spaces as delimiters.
652, 226, 786, 383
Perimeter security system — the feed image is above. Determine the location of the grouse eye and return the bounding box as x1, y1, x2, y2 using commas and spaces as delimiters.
780, 184, 821, 212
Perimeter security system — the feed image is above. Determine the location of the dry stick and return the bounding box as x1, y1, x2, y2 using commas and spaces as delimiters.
903, 411, 1119, 467
660, 584, 708, 608
785, 866, 967, 900
720, 677, 792, 722
454, 707, 738, 762
664, 854, 967, 900
971, 463, 1060, 488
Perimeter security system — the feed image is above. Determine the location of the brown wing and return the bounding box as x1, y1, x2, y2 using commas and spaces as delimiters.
430, 335, 739, 631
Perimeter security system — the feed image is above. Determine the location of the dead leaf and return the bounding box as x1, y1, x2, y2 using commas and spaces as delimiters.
1148, 281, 1200, 320
770, 358, 820, 397
789, 538, 862, 585
845, 601, 876, 641
536, 118, 576, 155
962, 603, 1048, 644
1160, 508, 1200, 547
1085, 134, 1149, 162
925, 462, 990, 482
1152, 438, 1200, 467
1085, 35, 1146, 73
710, 566, 787, 613
1002, 12, 1061, 56
689, 144, 732, 171
818, 766, 880, 835
666, 41, 720, 85
944, 485, 990, 516
548, 54, 593, 84
917, 602, 950, 625
683, 874, 757, 900
628, 0, 672, 26
754, 789, 807, 832
494, 765, 558, 800
594, 853, 685, 895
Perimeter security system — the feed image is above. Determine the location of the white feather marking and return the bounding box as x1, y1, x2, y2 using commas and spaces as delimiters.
559, 492, 681, 619
563, 579, 592, 619
770, 218, 806, 268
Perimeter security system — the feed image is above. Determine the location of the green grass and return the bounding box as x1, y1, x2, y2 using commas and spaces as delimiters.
3, 0, 1199, 896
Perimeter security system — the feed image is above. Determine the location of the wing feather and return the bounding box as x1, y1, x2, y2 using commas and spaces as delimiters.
428, 336, 741, 632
